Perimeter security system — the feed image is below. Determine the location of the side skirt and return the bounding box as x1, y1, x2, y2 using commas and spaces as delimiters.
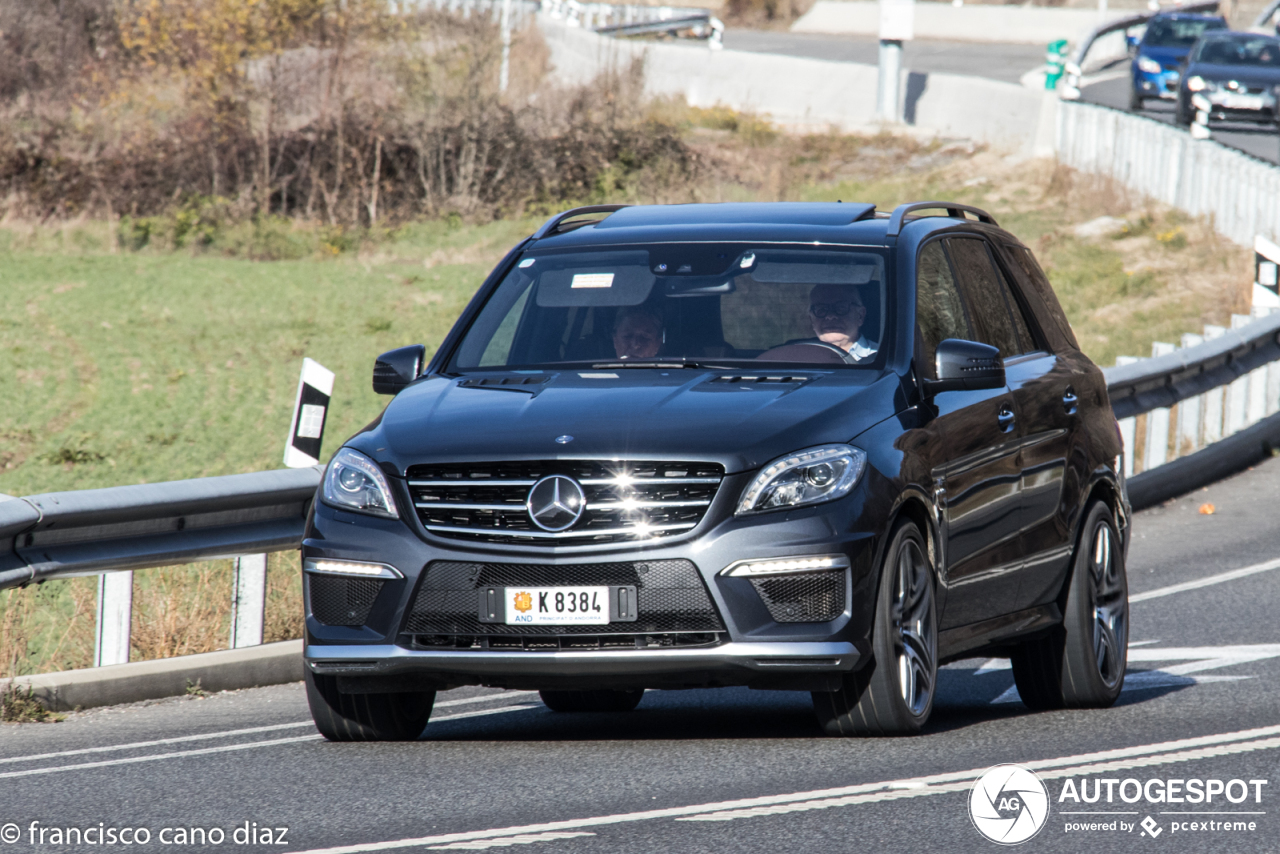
938, 604, 1062, 665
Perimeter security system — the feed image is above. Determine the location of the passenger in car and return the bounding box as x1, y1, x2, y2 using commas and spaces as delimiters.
807, 284, 877, 360
612, 306, 663, 359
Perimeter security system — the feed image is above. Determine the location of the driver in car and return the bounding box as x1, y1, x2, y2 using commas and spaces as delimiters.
613, 306, 663, 360
807, 283, 877, 360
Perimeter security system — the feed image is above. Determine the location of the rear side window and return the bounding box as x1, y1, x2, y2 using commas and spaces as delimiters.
915, 242, 972, 379
1002, 244, 1079, 349
946, 237, 1029, 358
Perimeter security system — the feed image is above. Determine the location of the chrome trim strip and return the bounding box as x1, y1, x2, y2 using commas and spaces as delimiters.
578, 477, 722, 485
415, 502, 526, 511
408, 479, 537, 487
423, 521, 697, 539
585, 499, 711, 510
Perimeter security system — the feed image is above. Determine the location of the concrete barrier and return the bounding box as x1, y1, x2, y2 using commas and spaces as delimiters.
792, 1, 1104, 45
541, 18, 1056, 153
1, 639, 303, 712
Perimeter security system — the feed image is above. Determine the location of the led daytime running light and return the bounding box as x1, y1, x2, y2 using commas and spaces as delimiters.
722, 555, 851, 577
304, 559, 402, 579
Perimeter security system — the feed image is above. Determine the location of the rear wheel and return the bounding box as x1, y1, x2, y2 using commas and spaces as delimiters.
812, 520, 937, 736
305, 668, 435, 741
1011, 501, 1128, 710
1129, 90, 1144, 112
539, 689, 645, 712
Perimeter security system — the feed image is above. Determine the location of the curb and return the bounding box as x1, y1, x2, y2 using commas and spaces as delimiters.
1, 640, 304, 712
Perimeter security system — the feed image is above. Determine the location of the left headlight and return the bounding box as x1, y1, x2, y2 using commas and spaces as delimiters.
1137, 56, 1162, 75
736, 445, 867, 515
322, 447, 400, 519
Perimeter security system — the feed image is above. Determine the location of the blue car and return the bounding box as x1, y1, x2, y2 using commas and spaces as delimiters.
1130, 12, 1227, 111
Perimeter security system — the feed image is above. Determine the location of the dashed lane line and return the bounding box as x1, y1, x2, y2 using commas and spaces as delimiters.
1129, 557, 1280, 603
0, 704, 539, 780
0, 691, 535, 767
285, 724, 1280, 853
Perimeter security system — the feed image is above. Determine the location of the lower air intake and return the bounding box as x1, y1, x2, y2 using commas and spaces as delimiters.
309, 576, 384, 626
751, 571, 845, 623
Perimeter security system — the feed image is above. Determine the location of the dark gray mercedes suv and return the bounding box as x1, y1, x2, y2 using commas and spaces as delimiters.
301, 201, 1130, 740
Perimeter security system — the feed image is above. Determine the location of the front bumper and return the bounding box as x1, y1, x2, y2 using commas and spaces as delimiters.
306, 640, 860, 692
1135, 69, 1179, 100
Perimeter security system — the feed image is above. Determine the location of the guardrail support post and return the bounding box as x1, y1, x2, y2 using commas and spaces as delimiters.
1177, 333, 1205, 456
230, 554, 268, 649
1201, 325, 1227, 444
95, 571, 133, 667
1143, 342, 1175, 470
1225, 315, 1254, 435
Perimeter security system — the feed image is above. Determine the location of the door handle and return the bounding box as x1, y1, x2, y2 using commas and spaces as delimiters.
1062, 387, 1079, 415
997, 405, 1015, 433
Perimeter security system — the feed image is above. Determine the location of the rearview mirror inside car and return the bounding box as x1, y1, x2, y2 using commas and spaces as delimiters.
373, 345, 426, 395
922, 339, 1005, 397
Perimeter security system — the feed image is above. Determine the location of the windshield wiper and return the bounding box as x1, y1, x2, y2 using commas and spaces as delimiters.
590, 361, 721, 370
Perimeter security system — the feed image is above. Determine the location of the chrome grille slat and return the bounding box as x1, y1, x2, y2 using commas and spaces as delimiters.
406, 459, 725, 546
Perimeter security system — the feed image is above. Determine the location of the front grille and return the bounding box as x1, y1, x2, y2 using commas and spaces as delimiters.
751, 571, 845, 623
406, 460, 724, 545
401, 559, 725, 644
310, 576, 384, 626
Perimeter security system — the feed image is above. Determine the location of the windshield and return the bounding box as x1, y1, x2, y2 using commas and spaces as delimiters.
1144, 18, 1224, 49
451, 243, 893, 370
1194, 35, 1280, 67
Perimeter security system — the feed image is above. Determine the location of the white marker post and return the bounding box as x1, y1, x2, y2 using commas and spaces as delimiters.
94, 571, 133, 667
229, 358, 334, 650
877, 0, 913, 123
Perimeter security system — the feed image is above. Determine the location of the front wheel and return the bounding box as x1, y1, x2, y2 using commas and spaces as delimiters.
1128, 90, 1144, 112
305, 668, 435, 741
812, 520, 937, 736
539, 689, 644, 712
1011, 501, 1128, 710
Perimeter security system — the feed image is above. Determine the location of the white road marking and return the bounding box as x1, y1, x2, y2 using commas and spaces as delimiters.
0, 691, 533, 767
991, 643, 1280, 704
1130, 557, 1280, 603
286, 725, 1280, 853
427, 832, 595, 850
0, 735, 322, 780
0, 704, 536, 780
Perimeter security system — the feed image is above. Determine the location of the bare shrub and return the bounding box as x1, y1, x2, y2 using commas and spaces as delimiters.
131, 561, 234, 660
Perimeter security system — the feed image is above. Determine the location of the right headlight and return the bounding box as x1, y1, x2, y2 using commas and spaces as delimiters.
1137, 56, 1162, 75
1186, 75, 1207, 92
322, 447, 399, 519
736, 444, 867, 515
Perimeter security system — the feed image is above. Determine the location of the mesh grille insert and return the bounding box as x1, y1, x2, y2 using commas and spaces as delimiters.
405, 460, 723, 545
751, 571, 845, 623
403, 559, 725, 639
310, 576, 384, 626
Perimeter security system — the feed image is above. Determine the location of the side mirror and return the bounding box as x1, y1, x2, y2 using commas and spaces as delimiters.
373, 345, 425, 395
921, 339, 1005, 397
1126, 34, 1139, 55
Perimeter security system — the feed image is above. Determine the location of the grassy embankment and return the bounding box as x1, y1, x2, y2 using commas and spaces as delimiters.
0, 121, 1252, 682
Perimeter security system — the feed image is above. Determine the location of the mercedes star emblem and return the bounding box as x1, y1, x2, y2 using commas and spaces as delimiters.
526, 475, 586, 532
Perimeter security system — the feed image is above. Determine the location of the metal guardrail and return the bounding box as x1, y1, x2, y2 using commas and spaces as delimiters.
541, 0, 723, 46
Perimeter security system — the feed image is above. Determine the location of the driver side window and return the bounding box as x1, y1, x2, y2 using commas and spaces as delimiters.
915, 241, 973, 380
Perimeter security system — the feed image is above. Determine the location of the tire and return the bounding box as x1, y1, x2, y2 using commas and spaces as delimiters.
812, 520, 937, 736
1128, 90, 1143, 112
1011, 501, 1128, 710
539, 689, 644, 713
305, 668, 435, 741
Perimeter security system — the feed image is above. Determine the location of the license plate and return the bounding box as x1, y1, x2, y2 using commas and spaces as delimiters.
504, 586, 609, 625
1220, 94, 1264, 111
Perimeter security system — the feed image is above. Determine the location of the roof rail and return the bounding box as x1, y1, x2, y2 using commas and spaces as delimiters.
532, 204, 630, 239
885, 202, 998, 237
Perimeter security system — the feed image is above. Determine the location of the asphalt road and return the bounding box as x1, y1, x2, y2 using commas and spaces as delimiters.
1078, 71, 1280, 165
721, 31, 1046, 85
5, 457, 1280, 853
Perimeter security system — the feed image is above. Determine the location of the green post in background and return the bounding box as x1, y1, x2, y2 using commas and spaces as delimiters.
1045, 39, 1069, 90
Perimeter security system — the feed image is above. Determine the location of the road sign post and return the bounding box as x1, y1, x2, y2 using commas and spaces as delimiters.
877, 0, 914, 123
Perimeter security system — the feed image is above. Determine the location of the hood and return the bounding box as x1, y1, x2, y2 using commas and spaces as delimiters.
1189, 62, 1280, 87
1139, 46, 1189, 67
352, 369, 906, 476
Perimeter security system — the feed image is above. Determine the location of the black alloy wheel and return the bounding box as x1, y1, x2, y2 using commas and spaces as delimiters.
1011, 501, 1129, 710
539, 689, 645, 712
305, 668, 436, 741
1129, 89, 1144, 112
813, 520, 937, 736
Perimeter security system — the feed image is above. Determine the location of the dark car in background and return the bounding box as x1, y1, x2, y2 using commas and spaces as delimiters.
300, 202, 1131, 741
1177, 30, 1280, 129
1130, 12, 1227, 111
